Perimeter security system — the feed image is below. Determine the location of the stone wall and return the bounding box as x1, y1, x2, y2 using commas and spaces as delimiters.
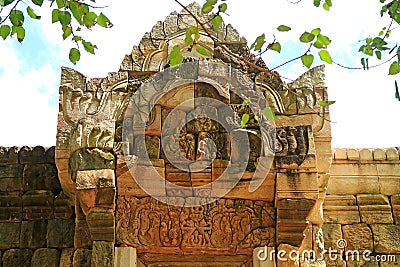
0, 146, 82, 267
323, 148, 400, 266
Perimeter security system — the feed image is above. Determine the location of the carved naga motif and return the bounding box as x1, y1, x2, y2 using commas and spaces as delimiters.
55, 67, 131, 198
275, 125, 310, 168
116, 197, 275, 252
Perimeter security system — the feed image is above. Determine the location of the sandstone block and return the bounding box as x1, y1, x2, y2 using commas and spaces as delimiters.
0, 193, 22, 221
31, 248, 60, 267
70, 148, 115, 173
2, 249, 32, 267
86, 209, 115, 242
386, 148, 399, 161
59, 248, 74, 267
47, 219, 75, 248
357, 194, 393, 224
276, 172, 318, 201
373, 148, 386, 160
22, 190, 54, 220
76, 169, 115, 190
342, 223, 373, 251
0, 177, 22, 192
0, 222, 20, 249
0, 164, 23, 178
114, 247, 137, 267
91, 241, 114, 267
20, 221, 47, 249
75, 219, 93, 249
73, 249, 92, 267
0, 147, 18, 165
323, 195, 360, 224
371, 224, 400, 254
347, 149, 359, 161
321, 224, 342, 251
359, 149, 373, 161
22, 164, 61, 193
54, 192, 74, 219
379, 255, 400, 267
334, 149, 347, 160
19, 146, 54, 164
392, 194, 400, 225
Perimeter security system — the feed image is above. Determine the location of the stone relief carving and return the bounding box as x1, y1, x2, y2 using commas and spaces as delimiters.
116, 197, 275, 252
275, 126, 310, 168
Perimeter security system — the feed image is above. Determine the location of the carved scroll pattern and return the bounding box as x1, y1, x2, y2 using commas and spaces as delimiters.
116, 197, 275, 252
275, 126, 310, 168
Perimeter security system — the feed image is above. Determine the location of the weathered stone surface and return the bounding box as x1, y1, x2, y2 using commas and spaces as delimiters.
0, 164, 23, 178
346, 256, 379, 267
359, 149, 373, 161
253, 247, 275, 267
0, 192, 22, 221
22, 164, 61, 193
86, 209, 115, 242
54, 192, 74, 219
75, 219, 93, 248
76, 169, 115, 190
47, 219, 75, 248
0, 222, 20, 249
73, 249, 92, 267
386, 148, 399, 160
19, 146, 54, 164
276, 172, 318, 200
91, 241, 114, 267
22, 190, 54, 220
59, 248, 74, 267
371, 224, 400, 254
276, 243, 299, 267
114, 247, 137, 267
392, 194, 400, 225
20, 221, 47, 249
323, 195, 360, 224
347, 149, 360, 161
342, 223, 373, 251
357, 194, 393, 224
373, 149, 386, 160
70, 148, 115, 174
0, 147, 18, 165
2, 249, 32, 267
321, 224, 342, 250
31, 248, 60, 267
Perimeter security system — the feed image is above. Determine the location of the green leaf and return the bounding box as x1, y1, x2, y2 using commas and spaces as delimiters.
300, 32, 315, 43
10, 10, 24, 26
301, 54, 314, 68
169, 45, 183, 67
184, 36, 194, 46
32, 0, 44, 6
395, 81, 399, 99
202, 2, 213, 14
51, 9, 59, 23
55, 0, 64, 8
389, 61, 400, 75
27, 6, 41, 19
212, 15, 223, 31
69, 2, 83, 24
83, 12, 97, 28
196, 45, 209, 56
97, 13, 111, 28
375, 50, 382, 60
11, 25, 25, 42
269, 42, 281, 53
82, 40, 96, 54
319, 50, 332, 64
0, 25, 11, 40
69, 47, 80, 64
1, 0, 14, 7
263, 107, 276, 122
241, 113, 249, 126
361, 58, 367, 70
318, 100, 335, 107
313, 0, 321, 7
62, 26, 72, 40
323, 2, 330, 11
277, 25, 291, 32
219, 3, 227, 12
251, 34, 265, 51
58, 11, 71, 26
311, 28, 321, 36
206, 0, 217, 4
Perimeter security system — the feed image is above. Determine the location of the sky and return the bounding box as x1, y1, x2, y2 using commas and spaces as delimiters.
0, 0, 399, 148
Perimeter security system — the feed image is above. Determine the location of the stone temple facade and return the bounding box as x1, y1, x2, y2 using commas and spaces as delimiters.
0, 3, 399, 267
